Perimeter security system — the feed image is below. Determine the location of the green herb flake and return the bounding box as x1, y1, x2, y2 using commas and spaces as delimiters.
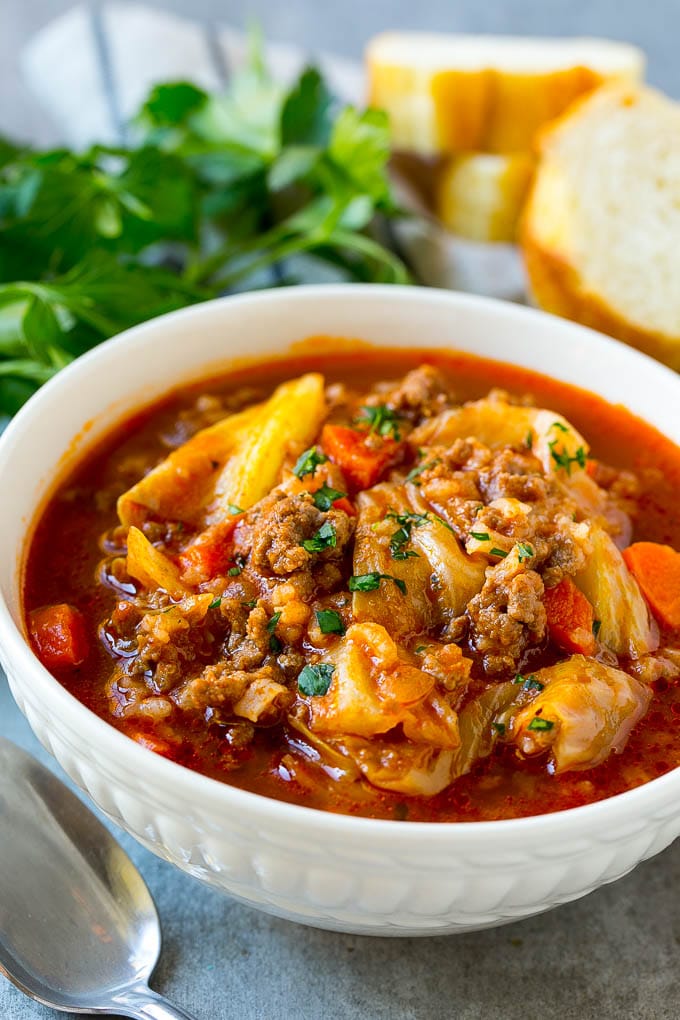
208, 596, 222, 609
592, 619, 602, 638
302, 519, 337, 553
490, 548, 509, 559
414, 644, 428, 654
228, 566, 242, 576
267, 611, 283, 652
385, 509, 429, 561
527, 717, 554, 732
525, 430, 534, 449
298, 662, 335, 697
241, 599, 257, 609
551, 421, 569, 433
311, 483, 345, 511
293, 446, 328, 479
405, 456, 442, 484
316, 608, 345, 635
513, 673, 544, 692
356, 404, 402, 440
548, 440, 587, 477
348, 572, 407, 595
491, 722, 506, 734
516, 542, 534, 563
227, 503, 244, 516
470, 531, 490, 542
267, 611, 282, 634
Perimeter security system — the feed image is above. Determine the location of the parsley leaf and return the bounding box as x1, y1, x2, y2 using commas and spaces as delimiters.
385, 510, 429, 561
516, 542, 534, 563
548, 440, 587, 476
311, 483, 345, 511
298, 662, 334, 696
527, 717, 554, 732
513, 673, 544, 692
0, 39, 409, 416
315, 608, 345, 635
356, 404, 402, 440
293, 446, 327, 479
267, 611, 282, 652
348, 572, 407, 595
470, 531, 490, 542
208, 596, 222, 609
302, 520, 336, 553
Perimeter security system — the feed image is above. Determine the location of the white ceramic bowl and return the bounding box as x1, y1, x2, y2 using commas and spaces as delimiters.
2, 285, 680, 937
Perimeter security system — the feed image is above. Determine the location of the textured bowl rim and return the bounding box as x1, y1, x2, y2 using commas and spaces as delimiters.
2, 282, 680, 845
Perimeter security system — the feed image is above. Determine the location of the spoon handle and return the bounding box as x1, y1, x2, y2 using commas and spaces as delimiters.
110, 984, 199, 1020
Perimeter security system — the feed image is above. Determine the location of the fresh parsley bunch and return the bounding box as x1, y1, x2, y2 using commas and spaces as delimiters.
0, 42, 408, 416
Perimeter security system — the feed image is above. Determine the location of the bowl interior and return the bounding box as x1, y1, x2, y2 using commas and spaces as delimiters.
1, 284, 679, 836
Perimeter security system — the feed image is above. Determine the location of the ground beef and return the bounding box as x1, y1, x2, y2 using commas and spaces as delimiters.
236, 491, 354, 578
375, 365, 453, 423
126, 598, 223, 691
477, 448, 549, 504
228, 604, 272, 672
467, 554, 547, 674
175, 662, 290, 723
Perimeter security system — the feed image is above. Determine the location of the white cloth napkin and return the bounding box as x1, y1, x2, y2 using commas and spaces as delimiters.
21, 2, 526, 300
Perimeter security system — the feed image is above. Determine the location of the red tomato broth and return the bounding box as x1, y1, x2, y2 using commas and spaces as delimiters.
21, 347, 680, 822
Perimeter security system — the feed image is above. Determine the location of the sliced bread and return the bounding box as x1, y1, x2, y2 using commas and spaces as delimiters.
436, 152, 535, 241
521, 83, 680, 371
366, 33, 644, 155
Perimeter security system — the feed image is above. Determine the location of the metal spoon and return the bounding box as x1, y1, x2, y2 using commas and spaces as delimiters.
0, 737, 198, 1018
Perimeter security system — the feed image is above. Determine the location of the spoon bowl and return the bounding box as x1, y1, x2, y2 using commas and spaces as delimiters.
0, 738, 195, 1019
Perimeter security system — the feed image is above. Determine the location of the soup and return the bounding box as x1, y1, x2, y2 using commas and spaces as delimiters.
23, 349, 680, 821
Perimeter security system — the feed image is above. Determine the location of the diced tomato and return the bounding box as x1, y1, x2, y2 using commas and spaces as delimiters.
544, 577, 596, 656
29, 603, 89, 670
320, 424, 402, 490
178, 516, 241, 584
332, 496, 356, 517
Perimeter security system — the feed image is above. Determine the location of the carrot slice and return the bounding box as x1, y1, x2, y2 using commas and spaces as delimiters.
320, 424, 402, 490
544, 577, 596, 656
622, 542, 680, 631
29, 603, 89, 669
178, 516, 242, 585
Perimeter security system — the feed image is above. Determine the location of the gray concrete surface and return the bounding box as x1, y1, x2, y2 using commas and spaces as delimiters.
3, 2, 680, 1018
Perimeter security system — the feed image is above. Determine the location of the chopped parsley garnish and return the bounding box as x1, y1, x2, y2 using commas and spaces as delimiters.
267, 611, 282, 652
470, 530, 490, 542
302, 520, 337, 553
385, 510, 429, 561
551, 421, 569, 433
513, 673, 544, 692
349, 572, 407, 595
311, 484, 345, 511
298, 662, 334, 697
592, 619, 602, 638
527, 717, 554, 732
548, 440, 587, 476
491, 722, 506, 734
405, 457, 439, 482
227, 553, 246, 576
227, 503, 244, 515
490, 547, 508, 558
525, 430, 534, 449
356, 403, 402, 440
208, 596, 222, 609
241, 599, 257, 609
516, 542, 534, 563
414, 644, 428, 654
293, 446, 328, 479
316, 608, 345, 635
